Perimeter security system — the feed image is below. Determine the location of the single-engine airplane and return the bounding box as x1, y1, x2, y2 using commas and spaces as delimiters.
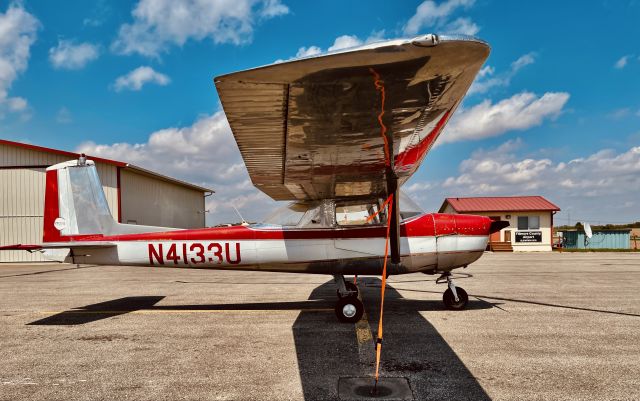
1, 34, 507, 324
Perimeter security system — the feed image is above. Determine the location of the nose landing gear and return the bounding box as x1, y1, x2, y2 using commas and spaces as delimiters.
333, 275, 364, 323
437, 272, 469, 310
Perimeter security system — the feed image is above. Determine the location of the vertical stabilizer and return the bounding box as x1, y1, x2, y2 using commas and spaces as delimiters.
43, 158, 115, 242
43, 157, 174, 243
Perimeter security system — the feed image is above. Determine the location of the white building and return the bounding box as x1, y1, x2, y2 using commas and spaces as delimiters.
439, 196, 560, 252
0, 139, 213, 262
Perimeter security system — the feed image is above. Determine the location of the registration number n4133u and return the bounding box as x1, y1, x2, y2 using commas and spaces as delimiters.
147, 242, 241, 266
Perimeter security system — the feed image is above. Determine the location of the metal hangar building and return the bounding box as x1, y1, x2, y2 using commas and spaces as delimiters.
0, 139, 213, 263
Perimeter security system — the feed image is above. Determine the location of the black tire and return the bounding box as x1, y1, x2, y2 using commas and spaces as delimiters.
443, 287, 469, 310
337, 281, 359, 298
335, 296, 364, 323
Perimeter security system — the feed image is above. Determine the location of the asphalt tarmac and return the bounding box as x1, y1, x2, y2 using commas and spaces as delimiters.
0, 252, 638, 401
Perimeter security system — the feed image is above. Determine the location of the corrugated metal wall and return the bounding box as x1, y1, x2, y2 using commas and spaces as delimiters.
0, 168, 46, 262
560, 230, 631, 249
120, 169, 204, 229
0, 143, 119, 262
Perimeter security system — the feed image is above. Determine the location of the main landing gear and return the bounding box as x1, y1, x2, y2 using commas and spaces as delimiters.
333, 275, 364, 323
437, 272, 469, 310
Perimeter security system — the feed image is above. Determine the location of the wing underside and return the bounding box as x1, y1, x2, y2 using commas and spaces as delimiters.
215, 34, 490, 201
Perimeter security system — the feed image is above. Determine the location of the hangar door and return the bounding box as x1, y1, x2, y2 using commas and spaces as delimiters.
0, 168, 47, 262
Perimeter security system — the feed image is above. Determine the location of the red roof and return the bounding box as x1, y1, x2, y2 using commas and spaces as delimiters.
0, 138, 127, 167
440, 196, 560, 213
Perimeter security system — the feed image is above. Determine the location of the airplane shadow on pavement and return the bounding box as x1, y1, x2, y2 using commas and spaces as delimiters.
27, 296, 167, 325
27, 278, 494, 400
293, 278, 493, 401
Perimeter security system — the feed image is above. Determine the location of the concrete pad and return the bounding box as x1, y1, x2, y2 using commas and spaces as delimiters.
0, 252, 639, 400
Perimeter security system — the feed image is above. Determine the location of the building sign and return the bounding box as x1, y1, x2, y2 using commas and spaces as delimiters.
515, 231, 542, 243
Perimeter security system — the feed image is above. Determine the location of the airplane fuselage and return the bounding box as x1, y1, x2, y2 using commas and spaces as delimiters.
55, 213, 492, 275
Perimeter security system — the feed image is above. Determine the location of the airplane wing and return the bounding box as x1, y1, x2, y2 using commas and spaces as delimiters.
215, 34, 489, 201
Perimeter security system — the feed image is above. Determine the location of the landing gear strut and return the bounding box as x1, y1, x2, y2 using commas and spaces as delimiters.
333, 275, 363, 323
437, 272, 469, 310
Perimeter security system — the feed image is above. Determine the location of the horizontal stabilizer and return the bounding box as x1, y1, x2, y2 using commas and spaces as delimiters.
0, 242, 116, 251
0, 244, 44, 251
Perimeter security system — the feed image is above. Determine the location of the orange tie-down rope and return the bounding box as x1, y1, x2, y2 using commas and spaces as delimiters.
374, 193, 393, 391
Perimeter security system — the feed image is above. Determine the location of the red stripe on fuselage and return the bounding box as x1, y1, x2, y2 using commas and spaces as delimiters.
42, 213, 493, 243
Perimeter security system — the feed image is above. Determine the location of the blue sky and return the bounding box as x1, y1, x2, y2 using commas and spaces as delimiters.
1, 0, 639, 225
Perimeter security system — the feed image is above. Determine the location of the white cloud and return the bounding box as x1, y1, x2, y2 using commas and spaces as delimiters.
83, 18, 103, 27
327, 35, 363, 52
276, 32, 385, 63
511, 53, 535, 72
403, 0, 477, 36
56, 106, 72, 124
441, 16, 479, 36
295, 46, 322, 58
77, 111, 277, 225
469, 52, 536, 95
608, 108, 630, 120
614, 55, 632, 69
0, 2, 39, 117
83, 1, 111, 27
6, 96, 27, 111
49, 40, 100, 70
112, 66, 170, 92
406, 140, 640, 223
440, 91, 570, 144
111, 0, 289, 57
260, 0, 289, 17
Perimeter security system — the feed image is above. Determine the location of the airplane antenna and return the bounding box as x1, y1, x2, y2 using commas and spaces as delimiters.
232, 206, 249, 226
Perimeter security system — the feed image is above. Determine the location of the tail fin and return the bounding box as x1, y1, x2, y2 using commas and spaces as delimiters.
43, 157, 172, 243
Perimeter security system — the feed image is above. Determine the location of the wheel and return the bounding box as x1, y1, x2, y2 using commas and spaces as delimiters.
443, 287, 468, 310
335, 296, 364, 323
336, 281, 359, 298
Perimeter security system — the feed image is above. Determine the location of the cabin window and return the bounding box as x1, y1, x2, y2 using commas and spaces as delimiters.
336, 201, 383, 226
517, 215, 540, 230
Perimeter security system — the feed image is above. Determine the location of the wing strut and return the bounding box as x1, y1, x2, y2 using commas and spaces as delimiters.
388, 187, 400, 264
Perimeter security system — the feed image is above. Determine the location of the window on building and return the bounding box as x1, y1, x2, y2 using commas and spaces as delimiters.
518, 215, 540, 230
529, 216, 540, 229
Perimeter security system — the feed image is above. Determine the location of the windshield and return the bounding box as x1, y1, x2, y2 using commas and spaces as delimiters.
400, 191, 424, 220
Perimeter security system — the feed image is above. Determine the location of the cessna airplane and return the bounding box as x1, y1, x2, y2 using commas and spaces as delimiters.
1, 34, 506, 324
